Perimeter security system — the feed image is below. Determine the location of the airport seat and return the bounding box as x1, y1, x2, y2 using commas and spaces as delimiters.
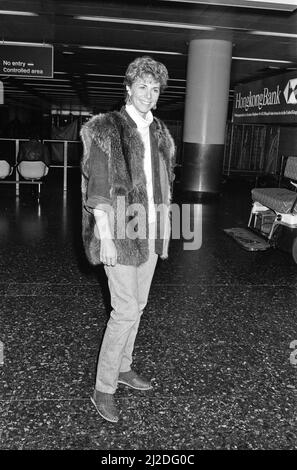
0, 160, 13, 179
16, 161, 49, 199
17, 161, 49, 180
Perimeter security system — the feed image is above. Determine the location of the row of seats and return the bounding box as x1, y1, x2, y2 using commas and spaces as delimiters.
0, 160, 49, 180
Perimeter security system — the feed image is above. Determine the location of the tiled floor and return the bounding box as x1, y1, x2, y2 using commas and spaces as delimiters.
1, 170, 297, 450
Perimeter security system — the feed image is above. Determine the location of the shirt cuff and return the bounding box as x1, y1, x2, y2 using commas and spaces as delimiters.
85, 196, 113, 213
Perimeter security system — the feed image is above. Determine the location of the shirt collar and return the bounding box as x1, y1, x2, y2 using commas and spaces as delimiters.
120, 106, 157, 132
125, 104, 153, 129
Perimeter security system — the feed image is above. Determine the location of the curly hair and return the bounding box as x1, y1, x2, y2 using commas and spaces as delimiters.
124, 56, 169, 93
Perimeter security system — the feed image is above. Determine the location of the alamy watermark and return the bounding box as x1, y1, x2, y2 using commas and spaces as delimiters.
94, 197, 202, 251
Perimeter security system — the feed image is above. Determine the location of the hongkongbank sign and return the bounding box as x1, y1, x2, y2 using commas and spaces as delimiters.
232, 71, 297, 124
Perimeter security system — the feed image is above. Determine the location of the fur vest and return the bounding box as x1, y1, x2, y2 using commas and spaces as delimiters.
80, 109, 175, 266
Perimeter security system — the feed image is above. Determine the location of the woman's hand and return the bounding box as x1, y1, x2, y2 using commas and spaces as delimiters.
93, 208, 117, 266
100, 239, 117, 266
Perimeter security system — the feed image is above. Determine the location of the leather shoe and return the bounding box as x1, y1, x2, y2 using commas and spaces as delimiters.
90, 390, 119, 423
118, 370, 152, 390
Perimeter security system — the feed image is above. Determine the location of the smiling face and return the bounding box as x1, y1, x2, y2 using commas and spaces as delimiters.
126, 74, 161, 118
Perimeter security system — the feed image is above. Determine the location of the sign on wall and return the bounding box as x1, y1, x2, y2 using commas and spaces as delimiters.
0, 44, 53, 78
232, 71, 297, 124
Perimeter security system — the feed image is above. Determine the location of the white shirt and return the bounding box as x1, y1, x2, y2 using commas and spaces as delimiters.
125, 104, 156, 224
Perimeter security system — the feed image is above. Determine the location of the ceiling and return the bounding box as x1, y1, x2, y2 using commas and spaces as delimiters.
0, 0, 297, 118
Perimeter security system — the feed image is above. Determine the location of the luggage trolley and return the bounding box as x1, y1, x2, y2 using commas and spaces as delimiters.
248, 156, 297, 263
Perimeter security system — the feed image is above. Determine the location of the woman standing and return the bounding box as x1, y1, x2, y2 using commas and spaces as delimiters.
81, 56, 175, 423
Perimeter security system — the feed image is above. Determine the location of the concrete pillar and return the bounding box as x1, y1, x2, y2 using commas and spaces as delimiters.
181, 39, 232, 194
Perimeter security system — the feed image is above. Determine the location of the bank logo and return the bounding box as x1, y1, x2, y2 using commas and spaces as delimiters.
283, 78, 297, 104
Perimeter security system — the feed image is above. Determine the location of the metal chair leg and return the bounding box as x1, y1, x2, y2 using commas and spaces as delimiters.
248, 208, 254, 228
268, 220, 278, 240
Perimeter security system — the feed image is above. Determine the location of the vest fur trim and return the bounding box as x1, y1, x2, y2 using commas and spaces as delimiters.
81, 110, 175, 266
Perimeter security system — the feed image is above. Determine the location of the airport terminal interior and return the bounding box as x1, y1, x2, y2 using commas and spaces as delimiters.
1, 0, 297, 450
